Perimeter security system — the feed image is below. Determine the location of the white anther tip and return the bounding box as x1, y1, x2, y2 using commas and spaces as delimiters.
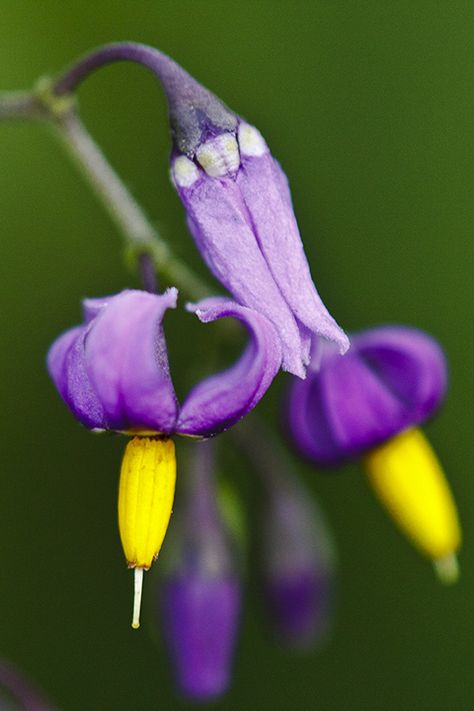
196, 134, 240, 177
172, 156, 199, 188
238, 123, 268, 157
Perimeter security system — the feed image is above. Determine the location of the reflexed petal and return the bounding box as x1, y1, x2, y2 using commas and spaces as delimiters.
85, 289, 179, 432
47, 325, 107, 429
319, 355, 408, 457
177, 299, 282, 436
354, 326, 447, 422
82, 295, 113, 323
287, 325, 449, 465
236, 142, 349, 355
177, 174, 308, 378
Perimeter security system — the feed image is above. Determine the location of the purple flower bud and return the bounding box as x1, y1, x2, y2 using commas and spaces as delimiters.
262, 488, 336, 649
158, 441, 241, 700
236, 422, 336, 649
287, 326, 447, 466
47, 289, 281, 437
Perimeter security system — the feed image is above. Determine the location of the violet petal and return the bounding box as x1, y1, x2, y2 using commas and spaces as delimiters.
84, 289, 179, 432
175, 172, 308, 378
236, 133, 349, 354
177, 299, 282, 436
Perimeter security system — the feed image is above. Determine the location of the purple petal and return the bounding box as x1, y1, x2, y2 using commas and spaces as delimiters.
320, 354, 408, 456
236, 126, 349, 355
174, 168, 309, 378
287, 325, 448, 465
82, 295, 113, 323
266, 569, 333, 649
84, 289, 179, 432
47, 325, 107, 429
176, 299, 282, 436
354, 326, 447, 422
161, 576, 240, 700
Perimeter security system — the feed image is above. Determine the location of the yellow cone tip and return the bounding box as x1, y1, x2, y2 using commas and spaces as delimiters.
131, 567, 144, 629
434, 553, 460, 585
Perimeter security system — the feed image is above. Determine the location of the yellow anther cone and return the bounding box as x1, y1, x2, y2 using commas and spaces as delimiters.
118, 436, 176, 627
364, 428, 461, 583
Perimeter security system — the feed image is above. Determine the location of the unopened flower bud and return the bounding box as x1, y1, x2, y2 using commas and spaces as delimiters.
158, 441, 241, 700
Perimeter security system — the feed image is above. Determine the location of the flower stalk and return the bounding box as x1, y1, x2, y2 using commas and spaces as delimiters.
0, 78, 209, 299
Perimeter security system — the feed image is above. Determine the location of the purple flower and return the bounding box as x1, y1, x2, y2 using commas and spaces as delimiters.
287, 325, 447, 466
47, 288, 281, 437
159, 441, 240, 700
170, 115, 349, 378
286, 326, 461, 580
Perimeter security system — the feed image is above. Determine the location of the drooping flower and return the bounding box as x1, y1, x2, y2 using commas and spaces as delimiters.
167, 76, 350, 378
47, 288, 281, 625
286, 326, 461, 582
158, 441, 240, 700
55, 42, 349, 377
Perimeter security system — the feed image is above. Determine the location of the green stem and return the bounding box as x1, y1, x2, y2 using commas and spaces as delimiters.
0, 83, 210, 299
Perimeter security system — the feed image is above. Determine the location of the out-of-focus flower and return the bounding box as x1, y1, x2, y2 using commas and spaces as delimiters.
47, 288, 280, 626
287, 326, 461, 582
158, 441, 240, 701
238, 422, 336, 649
261, 475, 336, 649
0, 659, 58, 711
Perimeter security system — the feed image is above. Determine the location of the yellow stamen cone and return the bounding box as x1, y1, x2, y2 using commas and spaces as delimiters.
364, 427, 461, 583
118, 436, 176, 627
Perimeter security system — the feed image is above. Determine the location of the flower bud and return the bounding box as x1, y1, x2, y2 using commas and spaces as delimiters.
261, 474, 336, 649
158, 442, 241, 700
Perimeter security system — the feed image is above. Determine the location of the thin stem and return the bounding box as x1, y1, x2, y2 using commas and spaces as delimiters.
54, 42, 174, 97
0, 87, 210, 299
57, 111, 166, 253
0, 91, 44, 120
54, 111, 209, 298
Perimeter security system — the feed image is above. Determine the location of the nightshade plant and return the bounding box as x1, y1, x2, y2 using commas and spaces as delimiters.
17, 42, 348, 631
0, 39, 461, 702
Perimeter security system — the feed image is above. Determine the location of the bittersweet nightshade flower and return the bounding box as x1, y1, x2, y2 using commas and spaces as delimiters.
287, 326, 461, 582
158, 441, 240, 700
168, 81, 350, 378
47, 288, 280, 626
54, 43, 349, 377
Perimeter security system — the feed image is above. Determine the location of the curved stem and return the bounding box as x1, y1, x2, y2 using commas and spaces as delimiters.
54, 42, 175, 96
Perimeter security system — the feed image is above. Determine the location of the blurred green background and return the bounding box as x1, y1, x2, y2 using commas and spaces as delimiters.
1, 1, 473, 709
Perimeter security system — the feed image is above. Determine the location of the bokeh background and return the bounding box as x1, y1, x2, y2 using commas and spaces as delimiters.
1, 2, 473, 709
